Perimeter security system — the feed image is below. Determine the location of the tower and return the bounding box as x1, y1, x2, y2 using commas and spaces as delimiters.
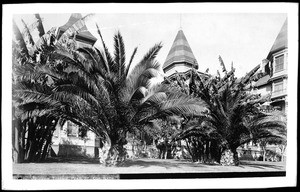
57, 13, 97, 47
267, 19, 288, 113
162, 29, 198, 76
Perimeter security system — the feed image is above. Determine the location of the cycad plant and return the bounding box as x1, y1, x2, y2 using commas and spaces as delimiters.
12, 15, 207, 165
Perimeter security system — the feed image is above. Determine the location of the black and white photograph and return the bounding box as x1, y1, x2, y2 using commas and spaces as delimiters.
2, 2, 298, 190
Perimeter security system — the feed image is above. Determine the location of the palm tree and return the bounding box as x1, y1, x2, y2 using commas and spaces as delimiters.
13, 15, 207, 165
173, 116, 222, 162
165, 57, 286, 165
142, 116, 182, 159
254, 106, 287, 162
212, 85, 286, 165
12, 14, 98, 163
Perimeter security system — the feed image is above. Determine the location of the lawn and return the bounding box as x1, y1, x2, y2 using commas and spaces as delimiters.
13, 157, 286, 179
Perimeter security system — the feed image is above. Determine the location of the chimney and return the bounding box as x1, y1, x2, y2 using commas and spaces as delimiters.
261, 59, 269, 73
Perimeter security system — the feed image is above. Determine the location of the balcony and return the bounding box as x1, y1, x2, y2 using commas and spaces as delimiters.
271, 88, 287, 99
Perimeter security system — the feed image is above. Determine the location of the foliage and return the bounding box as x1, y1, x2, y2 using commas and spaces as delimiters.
163, 56, 287, 165
12, 14, 207, 165
12, 15, 61, 162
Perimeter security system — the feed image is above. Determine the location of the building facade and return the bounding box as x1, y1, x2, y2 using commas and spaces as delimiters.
250, 19, 288, 114
240, 19, 288, 161
51, 121, 100, 158
267, 19, 288, 114
51, 13, 100, 158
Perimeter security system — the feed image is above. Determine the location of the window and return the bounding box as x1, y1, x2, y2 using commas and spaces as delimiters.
78, 126, 88, 138
66, 121, 78, 137
274, 81, 284, 93
274, 55, 284, 72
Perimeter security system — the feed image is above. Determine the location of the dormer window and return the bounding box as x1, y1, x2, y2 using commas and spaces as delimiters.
274, 55, 284, 72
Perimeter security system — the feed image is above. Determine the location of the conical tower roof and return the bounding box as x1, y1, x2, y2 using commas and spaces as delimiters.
163, 29, 198, 72
57, 13, 97, 45
267, 19, 287, 60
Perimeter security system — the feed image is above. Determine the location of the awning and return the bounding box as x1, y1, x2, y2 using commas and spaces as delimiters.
261, 101, 271, 106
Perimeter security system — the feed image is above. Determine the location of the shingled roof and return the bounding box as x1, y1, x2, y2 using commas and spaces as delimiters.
267, 19, 287, 60
163, 29, 198, 71
57, 13, 97, 45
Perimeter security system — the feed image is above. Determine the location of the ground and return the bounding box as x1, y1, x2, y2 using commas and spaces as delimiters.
13, 157, 285, 179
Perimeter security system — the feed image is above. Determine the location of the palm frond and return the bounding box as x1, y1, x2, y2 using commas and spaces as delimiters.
140, 42, 162, 63
94, 47, 110, 73
34, 14, 45, 37
160, 96, 207, 117
126, 46, 138, 77
123, 60, 161, 102
13, 19, 29, 59
141, 84, 171, 103
95, 23, 114, 73
113, 31, 126, 77
137, 91, 207, 124
13, 62, 38, 80
76, 47, 107, 79
14, 89, 51, 106
21, 19, 35, 48
35, 64, 67, 81
53, 83, 102, 111
32, 28, 56, 54
20, 108, 54, 121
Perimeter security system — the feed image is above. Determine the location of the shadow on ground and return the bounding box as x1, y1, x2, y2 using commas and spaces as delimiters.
40, 157, 100, 164
37, 157, 284, 171
117, 159, 218, 169
239, 161, 284, 170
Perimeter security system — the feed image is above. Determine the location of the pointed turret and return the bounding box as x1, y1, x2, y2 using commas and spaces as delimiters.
267, 19, 287, 60
163, 29, 198, 76
57, 13, 97, 46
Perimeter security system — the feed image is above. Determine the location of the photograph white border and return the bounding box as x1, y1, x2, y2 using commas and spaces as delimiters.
2, 3, 298, 189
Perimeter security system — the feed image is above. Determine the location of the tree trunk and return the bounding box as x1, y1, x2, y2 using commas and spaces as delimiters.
205, 140, 210, 163
220, 147, 240, 166
199, 142, 204, 163
40, 126, 55, 161
26, 119, 37, 162
104, 143, 127, 166
210, 140, 221, 163
280, 145, 286, 162
12, 118, 25, 163
27, 125, 38, 162
21, 121, 27, 162
99, 132, 128, 166
232, 148, 240, 166
185, 139, 194, 161
164, 137, 168, 159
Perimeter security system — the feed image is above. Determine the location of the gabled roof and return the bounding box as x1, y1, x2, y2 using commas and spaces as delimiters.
57, 13, 97, 45
163, 29, 198, 70
267, 19, 287, 60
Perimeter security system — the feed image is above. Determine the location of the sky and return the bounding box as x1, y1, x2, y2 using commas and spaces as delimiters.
13, 12, 287, 78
